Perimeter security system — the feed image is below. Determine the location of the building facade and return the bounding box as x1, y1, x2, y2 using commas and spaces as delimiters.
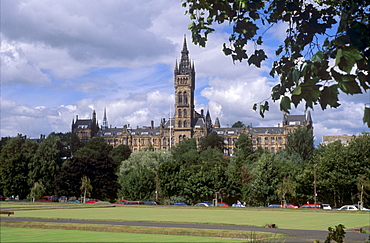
72, 37, 313, 155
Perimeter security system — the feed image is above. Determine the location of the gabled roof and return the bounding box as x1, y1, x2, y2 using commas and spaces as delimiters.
284, 114, 306, 126
193, 117, 205, 128
212, 127, 243, 135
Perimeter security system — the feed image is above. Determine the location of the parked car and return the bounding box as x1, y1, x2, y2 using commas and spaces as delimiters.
322, 204, 332, 210
201, 202, 214, 207
337, 205, 358, 211
216, 202, 229, 207
85, 199, 101, 203
285, 204, 298, 208
300, 204, 321, 209
36, 196, 58, 202
112, 200, 144, 205
0, 195, 7, 201
267, 204, 282, 208
232, 203, 245, 207
194, 203, 209, 207
142, 199, 160, 205
353, 204, 370, 211
67, 200, 81, 203
172, 202, 187, 206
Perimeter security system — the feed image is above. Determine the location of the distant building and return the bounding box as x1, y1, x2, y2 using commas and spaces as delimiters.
72, 36, 313, 155
322, 135, 355, 145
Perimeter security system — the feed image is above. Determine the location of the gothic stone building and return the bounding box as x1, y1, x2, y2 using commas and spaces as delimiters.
72, 37, 313, 155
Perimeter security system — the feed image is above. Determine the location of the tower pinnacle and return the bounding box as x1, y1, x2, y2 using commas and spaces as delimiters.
102, 108, 108, 130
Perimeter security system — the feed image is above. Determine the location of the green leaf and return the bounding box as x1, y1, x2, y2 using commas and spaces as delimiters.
335, 48, 343, 66
248, 49, 267, 68
338, 47, 363, 73
280, 96, 291, 112
222, 43, 232, 55
319, 85, 340, 110
292, 85, 301, 95
256, 36, 263, 45
311, 51, 323, 62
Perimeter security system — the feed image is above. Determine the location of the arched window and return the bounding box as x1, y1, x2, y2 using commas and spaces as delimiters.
163, 138, 167, 146
178, 109, 182, 117
178, 92, 182, 104
179, 135, 183, 141
183, 109, 187, 117
184, 121, 187, 127
183, 92, 188, 104
178, 121, 182, 128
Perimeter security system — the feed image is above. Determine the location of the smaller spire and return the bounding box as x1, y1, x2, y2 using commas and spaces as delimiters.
102, 108, 108, 130
214, 117, 220, 128
182, 34, 188, 53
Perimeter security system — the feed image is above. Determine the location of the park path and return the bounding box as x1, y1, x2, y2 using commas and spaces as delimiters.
1, 217, 369, 242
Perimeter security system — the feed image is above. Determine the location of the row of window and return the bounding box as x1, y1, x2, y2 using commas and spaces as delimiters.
107, 135, 188, 146
253, 137, 284, 144
178, 109, 188, 117
177, 77, 189, 85
178, 120, 188, 128
177, 91, 188, 104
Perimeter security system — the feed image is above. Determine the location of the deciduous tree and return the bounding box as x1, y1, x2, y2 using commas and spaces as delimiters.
0, 136, 37, 199
182, 0, 370, 126
286, 126, 314, 162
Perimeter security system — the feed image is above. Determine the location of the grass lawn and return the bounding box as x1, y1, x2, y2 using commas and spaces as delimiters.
0, 226, 246, 242
2, 204, 369, 231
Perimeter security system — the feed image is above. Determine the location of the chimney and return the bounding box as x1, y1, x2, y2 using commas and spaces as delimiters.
151, 120, 154, 129
201, 109, 204, 116
76, 115, 78, 120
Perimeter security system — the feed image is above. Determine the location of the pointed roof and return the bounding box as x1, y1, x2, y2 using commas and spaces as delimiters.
179, 35, 191, 75
214, 117, 220, 128
181, 35, 188, 55
306, 110, 313, 124
102, 108, 108, 130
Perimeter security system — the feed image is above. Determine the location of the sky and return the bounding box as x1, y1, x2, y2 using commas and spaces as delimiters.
1, 0, 369, 145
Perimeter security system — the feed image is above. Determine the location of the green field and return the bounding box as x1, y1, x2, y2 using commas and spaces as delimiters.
0, 226, 245, 242
1, 203, 369, 230
1, 202, 369, 242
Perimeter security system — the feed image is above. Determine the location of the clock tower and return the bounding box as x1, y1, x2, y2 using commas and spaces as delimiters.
173, 36, 196, 144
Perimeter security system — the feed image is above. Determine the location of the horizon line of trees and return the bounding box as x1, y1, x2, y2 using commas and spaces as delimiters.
0, 129, 369, 207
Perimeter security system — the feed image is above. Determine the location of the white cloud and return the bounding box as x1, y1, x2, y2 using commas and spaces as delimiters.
1, 40, 51, 86
1, 0, 368, 144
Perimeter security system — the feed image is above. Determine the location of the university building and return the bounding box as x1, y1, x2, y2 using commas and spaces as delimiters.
72, 37, 313, 155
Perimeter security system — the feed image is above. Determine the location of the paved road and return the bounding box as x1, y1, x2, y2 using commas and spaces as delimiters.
2, 217, 369, 242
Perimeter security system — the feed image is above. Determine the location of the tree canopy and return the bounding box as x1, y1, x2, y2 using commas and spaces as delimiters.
182, 0, 370, 126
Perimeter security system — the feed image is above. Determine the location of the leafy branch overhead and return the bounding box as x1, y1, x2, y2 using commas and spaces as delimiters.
182, 0, 370, 127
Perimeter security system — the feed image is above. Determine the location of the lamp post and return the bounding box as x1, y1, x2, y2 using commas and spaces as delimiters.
314, 164, 317, 204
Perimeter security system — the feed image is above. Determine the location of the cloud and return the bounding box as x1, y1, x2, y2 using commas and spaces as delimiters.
1, 0, 368, 145
1, 40, 51, 86
1, 0, 180, 84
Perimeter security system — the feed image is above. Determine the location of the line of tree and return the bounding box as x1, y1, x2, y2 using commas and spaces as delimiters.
0, 130, 369, 207
0, 133, 131, 202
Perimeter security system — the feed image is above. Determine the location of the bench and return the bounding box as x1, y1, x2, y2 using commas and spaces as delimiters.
352, 227, 362, 233
265, 223, 276, 228
0, 211, 14, 216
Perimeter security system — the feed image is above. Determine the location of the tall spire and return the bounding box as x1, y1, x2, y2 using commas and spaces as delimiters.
179, 35, 190, 75
182, 35, 188, 54
102, 108, 108, 130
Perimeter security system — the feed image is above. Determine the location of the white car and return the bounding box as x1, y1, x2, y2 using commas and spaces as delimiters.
337, 205, 358, 211
322, 204, 332, 210
354, 204, 370, 211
